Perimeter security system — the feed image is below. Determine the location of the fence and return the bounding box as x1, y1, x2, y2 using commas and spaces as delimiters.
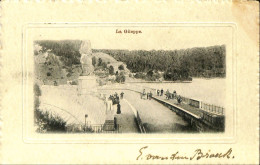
127, 84, 225, 116
180, 96, 224, 115
201, 103, 224, 115
66, 123, 120, 133
181, 96, 191, 104
87, 124, 120, 133
136, 111, 146, 133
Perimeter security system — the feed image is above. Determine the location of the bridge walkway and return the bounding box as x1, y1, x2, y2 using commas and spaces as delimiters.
98, 86, 224, 132
115, 99, 139, 133
152, 95, 203, 117
152, 95, 224, 118
123, 91, 190, 133
100, 90, 140, 133
99, 88, 192, 133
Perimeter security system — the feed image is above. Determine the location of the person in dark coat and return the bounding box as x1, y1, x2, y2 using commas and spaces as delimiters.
173, 90, 177, 99
117, 103, 121, 114
161, 89, 164, 96
116, 95, 119, 104
149, 91, 152, 100
120, 92, 124, 99
177, 96, 182, 104
109, 95, 115, 104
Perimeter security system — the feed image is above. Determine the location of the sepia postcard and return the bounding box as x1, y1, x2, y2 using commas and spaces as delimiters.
0, 0, 259, 164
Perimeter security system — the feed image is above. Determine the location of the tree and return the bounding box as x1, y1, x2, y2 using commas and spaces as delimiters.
118, 64, 124, 70
34, 109, 66, 133
98, 58, 102, 66
109, 66, 114, 75
146, 70, 153, 77
34, 84, 42, 97
34, 83, 41, 110
92, 56, 96, 66
115, 72, 125, 83
34, 96, 40, 110
101, 62, 107, 69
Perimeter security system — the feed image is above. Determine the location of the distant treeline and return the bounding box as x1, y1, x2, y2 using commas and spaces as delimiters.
93, 45, 226, 79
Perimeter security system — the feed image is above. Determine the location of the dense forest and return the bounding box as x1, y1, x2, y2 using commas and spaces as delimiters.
93, 45, 226, 80
35, 40, 226, 81
35, 40, 82, 67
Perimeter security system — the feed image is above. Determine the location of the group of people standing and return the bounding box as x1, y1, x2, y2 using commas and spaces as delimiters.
106, 92, 124, 114
157, 89, 182, 104
141, 89, 153, 100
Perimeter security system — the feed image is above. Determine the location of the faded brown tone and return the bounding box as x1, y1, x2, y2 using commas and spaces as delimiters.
0, 1, 259, 164
232, 1, 259, 46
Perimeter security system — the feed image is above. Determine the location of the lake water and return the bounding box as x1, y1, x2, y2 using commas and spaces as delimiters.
133, 78, 226, 107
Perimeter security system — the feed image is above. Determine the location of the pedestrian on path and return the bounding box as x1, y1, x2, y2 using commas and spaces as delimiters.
149, 91, 152, 100
166, 89, 170, 100
157, 89, 160, 96
141, 89, 146, 99
173, 90, 177, 99
161, 88, 164, 96
177, 95, 182, 104
117, 102, 121, 114
120, 92, 124, 99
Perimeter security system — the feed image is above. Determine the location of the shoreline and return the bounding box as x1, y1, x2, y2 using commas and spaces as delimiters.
126, 81, 192, 83
126, 77, 225, 84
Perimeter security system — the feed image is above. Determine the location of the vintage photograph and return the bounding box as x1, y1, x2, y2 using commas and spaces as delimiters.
1, 1, 259, 164
33, 27, 226, 134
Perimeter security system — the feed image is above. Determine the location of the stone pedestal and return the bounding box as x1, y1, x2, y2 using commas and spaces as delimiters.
77, 76, 97, 95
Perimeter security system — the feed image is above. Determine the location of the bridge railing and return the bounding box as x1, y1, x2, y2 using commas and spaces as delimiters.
178, 95, 224, 115
88, 124, 120, 133
126, 84, 225, 115
181, 96, 191, 104
66, 123, 120, 133
201, 103, 224, 115
136, 111, 146, 133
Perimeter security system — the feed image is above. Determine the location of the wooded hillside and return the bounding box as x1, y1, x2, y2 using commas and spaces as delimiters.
93, 45, 226, 79
34, 40, 226, 82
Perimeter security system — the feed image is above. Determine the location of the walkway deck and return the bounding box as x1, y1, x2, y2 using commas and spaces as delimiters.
153, 95, 204, 117
99, 89, 193, 133
123, 91, 191, 133
152, 95, 223, 117
100, 90, 140, 133
115, 99, 139, 133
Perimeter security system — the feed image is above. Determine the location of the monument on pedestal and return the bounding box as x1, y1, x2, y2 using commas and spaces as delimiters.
77, 40, 97, 95
77, 41, 116, 131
